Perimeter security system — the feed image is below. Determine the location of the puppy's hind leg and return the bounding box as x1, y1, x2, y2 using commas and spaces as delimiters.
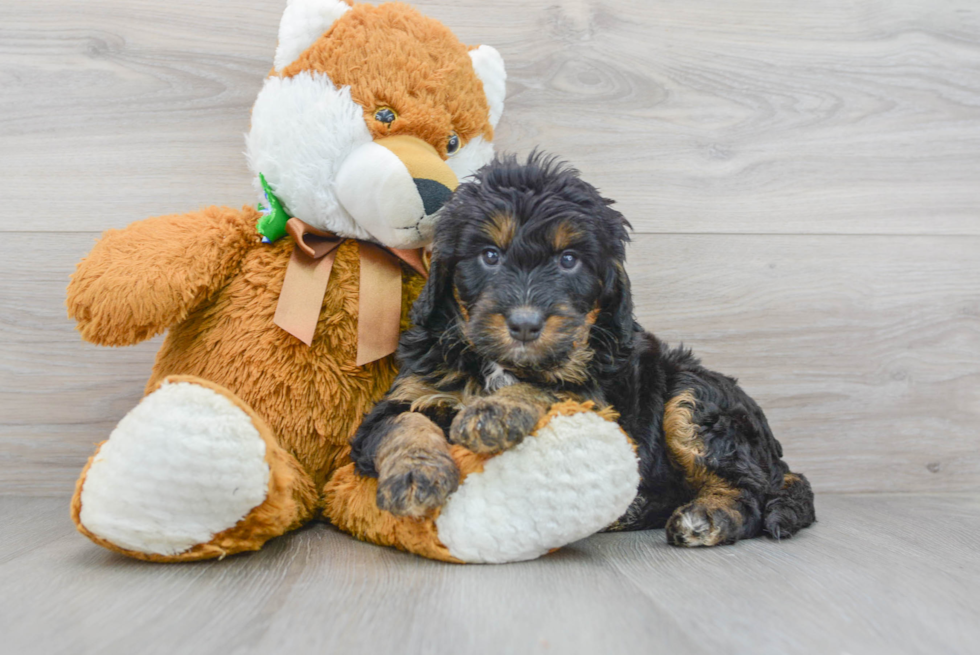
763, 469, 816, 540
662, 389, 773, 547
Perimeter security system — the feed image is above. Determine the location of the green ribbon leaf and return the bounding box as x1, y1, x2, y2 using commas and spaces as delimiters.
256, 173, 291, 243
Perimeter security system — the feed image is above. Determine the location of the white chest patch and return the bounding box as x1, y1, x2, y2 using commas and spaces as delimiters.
483, 362, 518, 393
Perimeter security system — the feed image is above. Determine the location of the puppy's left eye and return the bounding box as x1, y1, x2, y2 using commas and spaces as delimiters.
482, 247, 501, 266
447, 133, 460, 155
559, 251, 579, 270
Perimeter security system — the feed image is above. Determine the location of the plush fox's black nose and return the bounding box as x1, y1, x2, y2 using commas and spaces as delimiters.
507, 308, 544, 343
413, 178, 454, 215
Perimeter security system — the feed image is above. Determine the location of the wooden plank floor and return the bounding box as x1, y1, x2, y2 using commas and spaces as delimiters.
2, 493, 977, 655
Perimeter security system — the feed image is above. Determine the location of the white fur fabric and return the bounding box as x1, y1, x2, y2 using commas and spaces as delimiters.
435, 412, 640, 564
246, 71, 374, 239
448, 135, 495, 183
334, 141, 431, 249
78, 381, 270, 556
274, 0, 351, 73
468, 45, 507, 128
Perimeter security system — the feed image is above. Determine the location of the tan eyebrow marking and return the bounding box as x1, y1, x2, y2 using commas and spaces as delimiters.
551, 220, 583, 251
483, 213, 517, 248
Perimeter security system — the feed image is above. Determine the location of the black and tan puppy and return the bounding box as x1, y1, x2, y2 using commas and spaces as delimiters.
351, 154, 815, 547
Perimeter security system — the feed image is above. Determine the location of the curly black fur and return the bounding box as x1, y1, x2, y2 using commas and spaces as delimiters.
351, 153, 815, 545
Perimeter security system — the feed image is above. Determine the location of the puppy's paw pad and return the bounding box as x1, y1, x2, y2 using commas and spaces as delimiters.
666, 501, 739, 547
449, 399, 537, 454
377, 450, 460, 518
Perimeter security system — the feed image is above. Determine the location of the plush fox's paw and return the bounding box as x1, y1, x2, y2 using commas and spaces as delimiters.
436, 407, 640, 563
326, 404, 640, 564
449, 397, 538, 454
72, 377, 310, 561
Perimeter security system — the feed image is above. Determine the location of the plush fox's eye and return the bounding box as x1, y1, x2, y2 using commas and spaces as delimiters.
482, 247, 500, 266
374, 107, 396, 125
447, 133, 460, 155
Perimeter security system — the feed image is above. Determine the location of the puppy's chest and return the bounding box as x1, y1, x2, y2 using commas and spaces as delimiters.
482, 362, 518, 393
400, 359, 598, 417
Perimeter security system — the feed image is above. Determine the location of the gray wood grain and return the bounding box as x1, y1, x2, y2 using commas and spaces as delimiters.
1, 493, 977, 655
1, 231, 977, 495
2, 0, 979, 234
2, 0, 980, 495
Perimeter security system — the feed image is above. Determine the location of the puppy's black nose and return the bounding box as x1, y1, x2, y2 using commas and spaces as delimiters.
507, 308, 544, 343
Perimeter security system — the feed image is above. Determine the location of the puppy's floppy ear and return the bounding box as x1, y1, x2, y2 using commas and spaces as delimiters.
599, 260, 636, 350
410, 248, 453, 330
596, 203, 635, 356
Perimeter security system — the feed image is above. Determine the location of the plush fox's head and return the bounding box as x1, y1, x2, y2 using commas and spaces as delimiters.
246, 0, 506, 249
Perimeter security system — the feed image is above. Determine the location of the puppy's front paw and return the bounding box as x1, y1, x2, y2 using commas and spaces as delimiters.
377, 449, 460, 518
449, 398, 539, 454
666, 499, 742, 547
375, 413, 460, 518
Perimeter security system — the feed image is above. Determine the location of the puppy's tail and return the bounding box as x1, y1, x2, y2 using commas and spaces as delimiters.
763, 470, 816, 540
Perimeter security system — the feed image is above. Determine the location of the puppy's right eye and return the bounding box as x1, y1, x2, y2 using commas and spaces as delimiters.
559, 251, 579, 270
481, 248, 501, 266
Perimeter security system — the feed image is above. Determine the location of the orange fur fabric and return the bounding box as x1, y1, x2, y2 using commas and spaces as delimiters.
68, 206, 426, 561
70, 206, 425, 490
282, 2, 494, 154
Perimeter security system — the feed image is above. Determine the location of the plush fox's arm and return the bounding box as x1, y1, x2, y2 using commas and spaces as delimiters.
67, 205, 259, 346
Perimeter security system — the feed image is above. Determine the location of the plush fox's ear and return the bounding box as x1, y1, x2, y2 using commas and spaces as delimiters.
469, 45, 506, 128
274, 0, 352, 73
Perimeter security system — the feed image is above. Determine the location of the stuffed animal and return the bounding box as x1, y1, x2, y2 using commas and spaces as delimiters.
67, 0, 638, 564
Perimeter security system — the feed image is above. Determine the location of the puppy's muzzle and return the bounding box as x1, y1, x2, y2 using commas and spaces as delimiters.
506, 307, 545, 343
334, 135, 458, 249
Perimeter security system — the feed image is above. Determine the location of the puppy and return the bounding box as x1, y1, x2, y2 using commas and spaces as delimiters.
351, 154, 815, 547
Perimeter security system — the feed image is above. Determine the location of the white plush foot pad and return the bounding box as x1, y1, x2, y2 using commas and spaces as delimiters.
79, 381, 270, 556
435, 412, 640, 563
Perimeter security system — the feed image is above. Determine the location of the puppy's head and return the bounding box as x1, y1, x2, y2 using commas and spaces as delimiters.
413, 153, 633, 378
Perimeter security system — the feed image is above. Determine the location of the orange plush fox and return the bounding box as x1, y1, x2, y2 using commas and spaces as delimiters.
68, 1, 636, 564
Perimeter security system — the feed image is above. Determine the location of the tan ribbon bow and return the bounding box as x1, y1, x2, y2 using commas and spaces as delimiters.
273, 218, 428, 366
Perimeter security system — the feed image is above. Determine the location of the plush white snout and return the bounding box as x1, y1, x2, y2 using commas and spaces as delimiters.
247, 71, 475, 250
334, 142, 432, 249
